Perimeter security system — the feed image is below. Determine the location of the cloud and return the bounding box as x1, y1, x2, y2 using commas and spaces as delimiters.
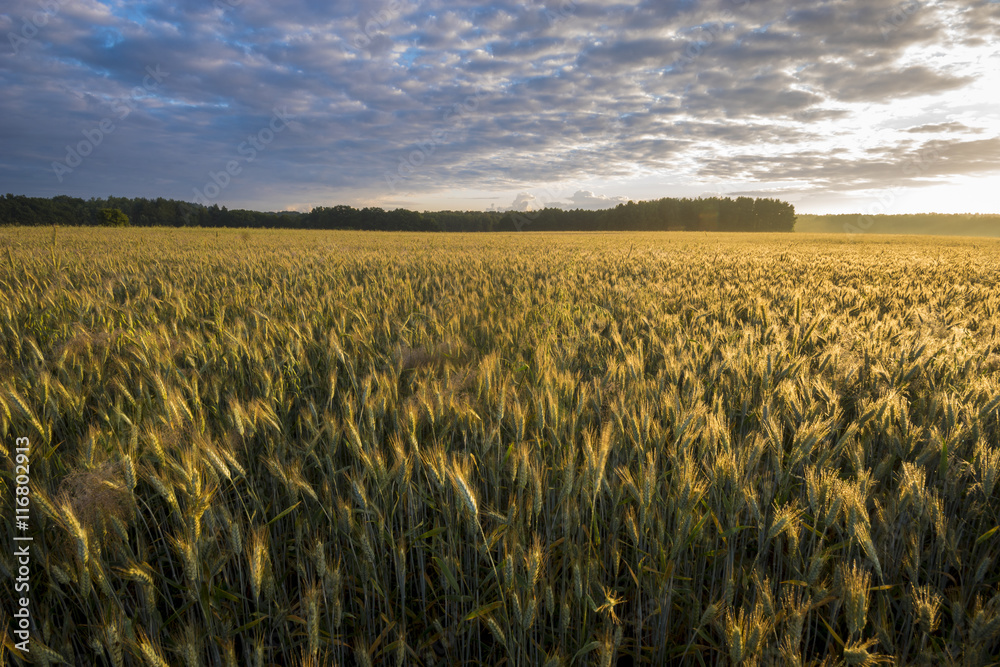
697, 136, 1000, 191
0, 0, 997, 211
500, 189, 629, 211
506, 192, 539, 211
905, 121, 981, 134
804, 65, 973, 103
545, 190, 631, 210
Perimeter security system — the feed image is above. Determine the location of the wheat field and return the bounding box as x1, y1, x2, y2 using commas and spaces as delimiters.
1, 227, 999, 666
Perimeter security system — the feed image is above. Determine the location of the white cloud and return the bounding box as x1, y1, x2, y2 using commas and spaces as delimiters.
544, 190, 630, 210
506, 192, 538, 211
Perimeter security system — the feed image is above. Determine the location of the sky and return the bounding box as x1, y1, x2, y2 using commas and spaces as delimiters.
1, 0, 999, 215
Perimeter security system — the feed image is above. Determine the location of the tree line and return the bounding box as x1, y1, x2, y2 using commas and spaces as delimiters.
0, 194, 796, 232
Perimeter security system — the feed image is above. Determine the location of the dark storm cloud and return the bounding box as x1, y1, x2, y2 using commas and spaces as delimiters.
0, 0, 996, 208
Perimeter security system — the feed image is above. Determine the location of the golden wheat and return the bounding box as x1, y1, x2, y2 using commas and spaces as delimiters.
1, 227, 999, 665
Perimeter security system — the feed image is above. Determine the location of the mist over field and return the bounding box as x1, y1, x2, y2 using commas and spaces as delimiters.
797, 213, 1000, 238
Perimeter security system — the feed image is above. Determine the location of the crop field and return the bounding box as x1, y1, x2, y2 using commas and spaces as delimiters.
2, 227, 1000, 666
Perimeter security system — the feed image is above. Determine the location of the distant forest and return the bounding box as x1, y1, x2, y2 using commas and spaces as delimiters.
1, 194, 797, 232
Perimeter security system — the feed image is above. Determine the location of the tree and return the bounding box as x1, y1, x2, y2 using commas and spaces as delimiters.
1, 194, 799, 232
99, 208, 130, 227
